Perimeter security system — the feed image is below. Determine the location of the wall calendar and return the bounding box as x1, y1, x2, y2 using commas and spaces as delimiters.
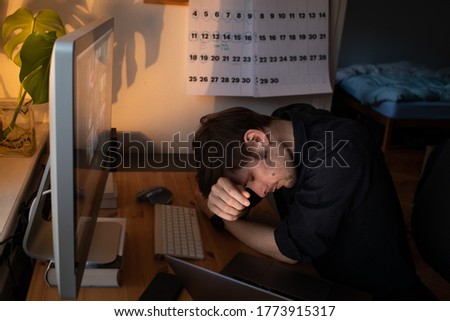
187, 0, 331, 97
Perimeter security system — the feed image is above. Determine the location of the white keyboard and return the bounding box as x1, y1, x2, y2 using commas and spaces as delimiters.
154, 204, 204, 260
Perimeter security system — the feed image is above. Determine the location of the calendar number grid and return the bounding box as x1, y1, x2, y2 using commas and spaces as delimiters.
187, 0, 331, 97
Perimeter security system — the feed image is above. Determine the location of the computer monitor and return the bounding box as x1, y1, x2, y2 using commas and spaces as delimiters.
23, 17, 120, 300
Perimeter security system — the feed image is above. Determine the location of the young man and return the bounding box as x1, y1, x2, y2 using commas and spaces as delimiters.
193, 103, 435, 300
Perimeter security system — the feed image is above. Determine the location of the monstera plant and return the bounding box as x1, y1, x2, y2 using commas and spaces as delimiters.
1, 8, 66, 153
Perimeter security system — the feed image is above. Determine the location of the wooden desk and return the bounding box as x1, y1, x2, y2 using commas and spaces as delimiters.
26, 171, 317, 300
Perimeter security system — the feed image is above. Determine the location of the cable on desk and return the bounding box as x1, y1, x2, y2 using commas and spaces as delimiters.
44, 260, 54, 287
6, 250, 17, 289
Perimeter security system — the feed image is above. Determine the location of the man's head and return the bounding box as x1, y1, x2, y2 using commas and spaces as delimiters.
193, 107, 297, 198
193, 107, 272, 197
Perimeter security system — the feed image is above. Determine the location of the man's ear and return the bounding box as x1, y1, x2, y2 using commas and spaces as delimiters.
244, 129, 268, 144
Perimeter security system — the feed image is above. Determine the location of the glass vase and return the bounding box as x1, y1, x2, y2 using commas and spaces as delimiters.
0, 98, 36, 157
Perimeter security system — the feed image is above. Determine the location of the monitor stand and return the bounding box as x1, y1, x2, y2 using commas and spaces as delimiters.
84, 217, 126, 265
43, 217, 126, 288
22, 162, 127, 287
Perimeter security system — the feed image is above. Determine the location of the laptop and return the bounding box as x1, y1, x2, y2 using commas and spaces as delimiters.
165, 254, 288, 300
165, 252, 371, 301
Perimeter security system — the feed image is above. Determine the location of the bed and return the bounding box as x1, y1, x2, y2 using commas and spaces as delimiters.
332, 61, 450, 151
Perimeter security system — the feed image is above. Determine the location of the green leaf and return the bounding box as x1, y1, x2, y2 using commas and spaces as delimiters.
34, 9, 66, 38
2, 8, 66, 67
19, 31, 57, 104
2, 8, 34, 66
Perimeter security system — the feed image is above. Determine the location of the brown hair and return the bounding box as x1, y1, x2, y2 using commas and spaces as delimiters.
193, 107, 273, 197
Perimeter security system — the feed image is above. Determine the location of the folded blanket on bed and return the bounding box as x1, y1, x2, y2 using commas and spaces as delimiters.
336, 61, 450, 105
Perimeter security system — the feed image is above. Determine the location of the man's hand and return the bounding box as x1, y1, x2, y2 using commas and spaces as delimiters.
207, 177, 251, 221
203, 178, 297, 265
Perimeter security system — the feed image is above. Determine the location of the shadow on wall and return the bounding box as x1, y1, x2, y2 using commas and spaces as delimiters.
0, 2, 8, 95
109, 131, 195, 172
22, 0, 165, 102
0, 2, 5, 25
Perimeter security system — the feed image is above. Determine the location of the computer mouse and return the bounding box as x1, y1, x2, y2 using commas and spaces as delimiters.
136, 186, 173, 204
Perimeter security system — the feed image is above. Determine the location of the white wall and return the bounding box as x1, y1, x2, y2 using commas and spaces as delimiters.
1, 0, 346, 152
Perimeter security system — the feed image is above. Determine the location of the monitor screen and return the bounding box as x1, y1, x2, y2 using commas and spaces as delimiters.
49, 17, 114, 299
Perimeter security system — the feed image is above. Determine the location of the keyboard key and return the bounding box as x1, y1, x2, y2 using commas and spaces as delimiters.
154, 204, 204, 260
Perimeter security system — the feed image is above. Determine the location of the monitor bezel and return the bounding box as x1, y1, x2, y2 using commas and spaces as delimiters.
49, 16, 114, 299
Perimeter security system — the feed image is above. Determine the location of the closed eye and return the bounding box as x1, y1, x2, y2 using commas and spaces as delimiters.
245, 175, 255, 187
